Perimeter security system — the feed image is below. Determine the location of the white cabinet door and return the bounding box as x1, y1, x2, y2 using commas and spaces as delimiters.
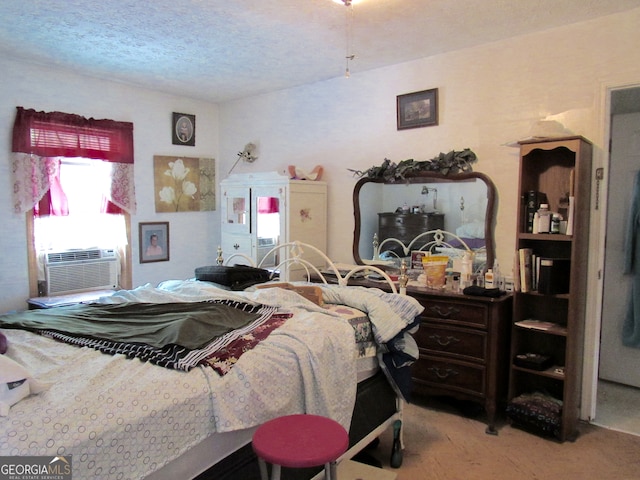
220, 174, 327, 273
220, 233, 253, 266
221, 186, 251, 235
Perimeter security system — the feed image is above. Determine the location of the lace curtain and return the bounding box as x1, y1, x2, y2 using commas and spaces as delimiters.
11, 107, 136, 215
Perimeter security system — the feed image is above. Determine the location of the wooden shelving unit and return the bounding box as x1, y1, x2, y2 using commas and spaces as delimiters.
508, 136, 592, 441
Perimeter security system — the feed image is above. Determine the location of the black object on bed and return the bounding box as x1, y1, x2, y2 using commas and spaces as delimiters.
195, 265, 272, 290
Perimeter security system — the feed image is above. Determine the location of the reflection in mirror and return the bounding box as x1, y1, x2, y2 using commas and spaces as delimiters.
256, 196, 280, 267
226, 196, 247, 225
352, 172, 496, 274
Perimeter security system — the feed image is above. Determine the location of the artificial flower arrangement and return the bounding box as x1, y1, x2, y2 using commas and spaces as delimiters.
349, 148, 478, 181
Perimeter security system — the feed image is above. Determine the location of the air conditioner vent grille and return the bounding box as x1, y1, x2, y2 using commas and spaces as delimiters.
43, 249, 119, 295
47, 249, 103, 263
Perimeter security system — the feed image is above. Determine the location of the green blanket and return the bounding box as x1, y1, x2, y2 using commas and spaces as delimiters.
0, 301, 261, 349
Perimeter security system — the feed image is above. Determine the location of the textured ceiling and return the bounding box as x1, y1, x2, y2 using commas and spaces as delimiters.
1, 0, 640, 104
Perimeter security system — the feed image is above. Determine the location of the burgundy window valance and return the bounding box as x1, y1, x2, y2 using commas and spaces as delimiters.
11, 107, 136, 215
12, 107, 134, 163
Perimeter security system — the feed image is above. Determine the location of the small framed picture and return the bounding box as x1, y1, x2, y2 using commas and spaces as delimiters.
397, 88, 438, 130
172, 112, 195, 146
139, 222, 170, 263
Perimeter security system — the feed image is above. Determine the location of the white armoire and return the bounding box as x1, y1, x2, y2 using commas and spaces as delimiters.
220, 172, 327, 279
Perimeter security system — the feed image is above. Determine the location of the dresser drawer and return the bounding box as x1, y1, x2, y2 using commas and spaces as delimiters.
415, 322, 487, 362
419, 298, 488, 328
378, 213, 443, 228
412, 355, 486, 397
378, 225, 411, 239
378, 213, 420, 228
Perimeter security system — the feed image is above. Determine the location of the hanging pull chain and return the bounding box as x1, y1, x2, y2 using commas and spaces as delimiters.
343, 0, 355, 77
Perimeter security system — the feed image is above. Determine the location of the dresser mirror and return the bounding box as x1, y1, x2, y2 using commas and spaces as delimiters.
352, 172, 497, 272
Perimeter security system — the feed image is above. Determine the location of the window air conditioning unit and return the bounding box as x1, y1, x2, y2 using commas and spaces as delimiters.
44, 248, 119, 296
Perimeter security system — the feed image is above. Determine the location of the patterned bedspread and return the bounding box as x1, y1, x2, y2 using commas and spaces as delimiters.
0, 280, 422, 480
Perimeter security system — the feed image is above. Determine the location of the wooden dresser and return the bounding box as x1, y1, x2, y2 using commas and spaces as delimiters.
408, 286, 512, 434
377, 212, 444, 255
312, 271, 512, 433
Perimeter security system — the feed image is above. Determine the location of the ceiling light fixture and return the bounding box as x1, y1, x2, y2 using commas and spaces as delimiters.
335, 0, 356, 78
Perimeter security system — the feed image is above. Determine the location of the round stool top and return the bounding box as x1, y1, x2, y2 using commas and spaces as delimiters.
252, 414, 349, 469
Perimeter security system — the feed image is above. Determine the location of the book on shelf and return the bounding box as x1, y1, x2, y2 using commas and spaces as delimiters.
565, 196, 575, 236
566, 168, 575, 236
537, 258, 571, 294
515, 319, 567, 334
524, 191, 545, 233
518, 248, 533, 293
513, 249, 521, 292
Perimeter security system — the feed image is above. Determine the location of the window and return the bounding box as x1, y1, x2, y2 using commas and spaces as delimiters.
11, 107, 136, 296
34, 158, 127, 252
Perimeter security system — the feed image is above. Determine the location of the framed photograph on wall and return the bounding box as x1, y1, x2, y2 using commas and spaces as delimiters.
172, 112, 196, 146
396, 88, 438, 130
139, 222, 170, 263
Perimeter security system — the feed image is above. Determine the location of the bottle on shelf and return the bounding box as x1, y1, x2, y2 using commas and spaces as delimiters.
461, 252, 472, 288
493, 260, 502, 289
536, 203, 551, 233
485, 268, 495, 288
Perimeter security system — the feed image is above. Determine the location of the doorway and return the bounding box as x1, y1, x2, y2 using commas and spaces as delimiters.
595, 86, 640, 435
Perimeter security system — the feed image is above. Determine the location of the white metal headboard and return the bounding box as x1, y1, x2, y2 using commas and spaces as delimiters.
370, 228, 473, 263
218, 241, 402, 294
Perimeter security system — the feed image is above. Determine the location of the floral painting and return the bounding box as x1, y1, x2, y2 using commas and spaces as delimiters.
153, 156, 215, 212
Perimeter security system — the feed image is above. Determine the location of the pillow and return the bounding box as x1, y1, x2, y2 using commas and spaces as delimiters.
506, 391, 562, 438
0, 355, 51, 416
456, 220, 485, 239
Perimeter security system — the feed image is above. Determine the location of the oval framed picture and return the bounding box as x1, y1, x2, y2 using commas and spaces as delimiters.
172, 112, 195, 146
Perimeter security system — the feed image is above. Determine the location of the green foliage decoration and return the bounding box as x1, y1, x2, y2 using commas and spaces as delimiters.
348, 148, 478, 181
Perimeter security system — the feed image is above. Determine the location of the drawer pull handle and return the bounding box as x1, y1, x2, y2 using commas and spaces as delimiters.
430, 334, 460, 347
428, 367, 459, 380
429, 306, 460, 318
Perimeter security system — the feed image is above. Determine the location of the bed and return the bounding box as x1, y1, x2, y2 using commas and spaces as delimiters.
0, 242, 422, 480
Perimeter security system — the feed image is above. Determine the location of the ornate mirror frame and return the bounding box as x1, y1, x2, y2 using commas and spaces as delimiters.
352, 171, 497, 270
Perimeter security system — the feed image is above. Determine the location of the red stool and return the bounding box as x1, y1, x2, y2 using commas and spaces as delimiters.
252, 414, 349, 480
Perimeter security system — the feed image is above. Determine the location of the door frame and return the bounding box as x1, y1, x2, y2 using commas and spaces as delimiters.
582, 79, 640, 421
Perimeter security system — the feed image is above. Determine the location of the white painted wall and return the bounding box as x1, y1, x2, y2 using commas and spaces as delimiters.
218, 8, 640, 277
0, 57, 221, 313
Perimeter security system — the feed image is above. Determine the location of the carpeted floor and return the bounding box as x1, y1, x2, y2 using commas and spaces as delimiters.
362, 396, 640, 480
